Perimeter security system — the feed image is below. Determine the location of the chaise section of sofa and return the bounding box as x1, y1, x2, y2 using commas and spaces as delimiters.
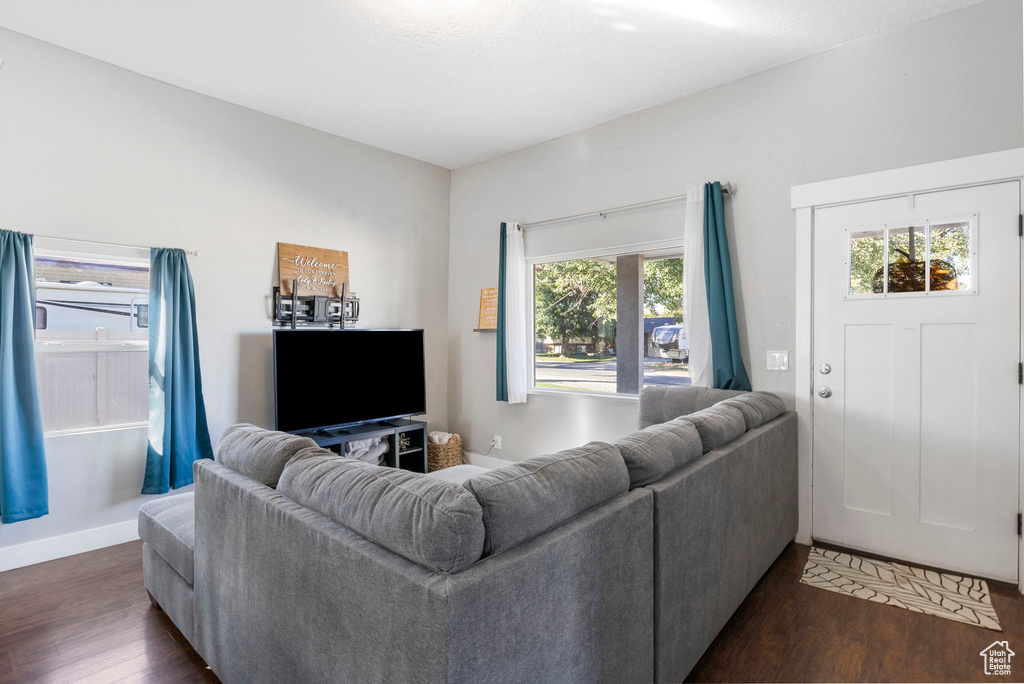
137, 424, 318, 658
138, 492, 197, 643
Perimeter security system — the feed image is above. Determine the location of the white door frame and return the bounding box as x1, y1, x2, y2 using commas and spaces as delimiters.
791, 147, 1024, 591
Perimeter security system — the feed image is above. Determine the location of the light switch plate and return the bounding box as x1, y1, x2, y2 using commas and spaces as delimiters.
766, 350, 789, 371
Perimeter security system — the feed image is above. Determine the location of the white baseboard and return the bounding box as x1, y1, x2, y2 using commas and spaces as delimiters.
0, 519, 139, 573
463, 450, 515, 470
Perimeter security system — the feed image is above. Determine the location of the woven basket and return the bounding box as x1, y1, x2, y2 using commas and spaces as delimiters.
428, 435, 463, 472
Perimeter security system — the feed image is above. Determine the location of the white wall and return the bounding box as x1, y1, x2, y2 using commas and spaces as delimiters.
447, 0, 1024, 462
0, 28, 451, 566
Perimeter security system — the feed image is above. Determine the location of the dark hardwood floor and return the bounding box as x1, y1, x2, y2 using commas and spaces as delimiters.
0, 540, 215, 683
687, 543, 1024, 683
1, 540, 1020, 683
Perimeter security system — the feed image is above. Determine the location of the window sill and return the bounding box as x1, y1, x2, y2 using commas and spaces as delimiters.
527, 387, 640, 402
36, 341, 148, 353
44, 422, 148, 438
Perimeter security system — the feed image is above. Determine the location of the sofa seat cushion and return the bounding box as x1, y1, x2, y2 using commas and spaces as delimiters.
678, 404, 746, 453
717, 392, 786, 431
138, 492, 195, 584
216, 424, 318, 487
614, 419, 703, 488
278, 448, 485, 573
463, 442, 629, 556
423, 464, 491, 484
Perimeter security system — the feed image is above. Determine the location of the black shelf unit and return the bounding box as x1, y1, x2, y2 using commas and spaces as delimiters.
297, 419, 427, 473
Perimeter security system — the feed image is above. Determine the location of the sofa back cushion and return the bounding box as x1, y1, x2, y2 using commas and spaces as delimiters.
678, 405, 746, 453
637, 386, 746, 429
613, 419, 703, 488
278, 448, 485, 573
216, 424, 318, 486
462, 441, 629, 555
718, 392, 787, 431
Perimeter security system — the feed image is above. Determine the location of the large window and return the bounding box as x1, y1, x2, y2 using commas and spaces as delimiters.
531, 250, 690, 395
34, 250, 150, 433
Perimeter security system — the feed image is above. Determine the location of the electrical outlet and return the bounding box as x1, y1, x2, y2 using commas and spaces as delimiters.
493, 435, 502, 450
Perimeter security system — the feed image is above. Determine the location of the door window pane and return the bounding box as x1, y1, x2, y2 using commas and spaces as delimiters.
849, 230, 885, 295
885, 226, 927, 293
848, 219, 973, 297
929, 221, 971, 291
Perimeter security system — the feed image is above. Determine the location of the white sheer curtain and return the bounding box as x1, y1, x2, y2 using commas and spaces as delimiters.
505, 222, 529, 403
683, 186, 712, 387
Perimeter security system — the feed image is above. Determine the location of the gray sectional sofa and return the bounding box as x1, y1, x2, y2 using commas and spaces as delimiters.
139, 386, 796, 683
628, 386, 798, 682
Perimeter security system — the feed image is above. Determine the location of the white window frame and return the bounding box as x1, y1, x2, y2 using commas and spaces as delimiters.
35, 340, 148, 354
525, 238, 685, 400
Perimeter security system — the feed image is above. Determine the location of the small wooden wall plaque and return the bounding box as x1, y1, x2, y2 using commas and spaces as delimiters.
476, 287, 498, 332
278, 242, 349, 298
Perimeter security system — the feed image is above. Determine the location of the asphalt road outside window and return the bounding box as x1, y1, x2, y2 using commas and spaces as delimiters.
534, 356, 690, 393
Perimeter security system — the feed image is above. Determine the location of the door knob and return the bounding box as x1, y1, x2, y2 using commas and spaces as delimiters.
819, 363, 832, 374
818, 387, 832, 398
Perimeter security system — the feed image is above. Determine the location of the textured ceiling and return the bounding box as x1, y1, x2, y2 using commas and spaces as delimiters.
0, 0, 988, 168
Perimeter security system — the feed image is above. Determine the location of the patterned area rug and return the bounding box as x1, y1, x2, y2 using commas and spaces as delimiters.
801, 546, 1001, 631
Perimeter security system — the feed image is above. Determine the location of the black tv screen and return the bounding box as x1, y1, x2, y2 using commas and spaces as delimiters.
274, 329, 426, 432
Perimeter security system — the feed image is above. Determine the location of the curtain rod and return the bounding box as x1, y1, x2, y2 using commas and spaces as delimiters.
519, 182, 734, 230
33, 234, 199, 257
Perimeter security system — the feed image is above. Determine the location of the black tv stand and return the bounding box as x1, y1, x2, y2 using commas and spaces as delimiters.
293, 419, 428, 473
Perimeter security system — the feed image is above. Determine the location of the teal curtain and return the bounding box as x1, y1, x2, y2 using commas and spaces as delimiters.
495, 222, 509, 401
0, 230, 48, 523
142, 248, 213, 494
703, 182, 751, 391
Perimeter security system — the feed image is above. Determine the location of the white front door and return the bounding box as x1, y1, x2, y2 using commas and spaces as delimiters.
812, 181, 1021, 582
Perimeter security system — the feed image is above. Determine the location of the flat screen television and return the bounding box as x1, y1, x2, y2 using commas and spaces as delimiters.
274, 329, 426, 433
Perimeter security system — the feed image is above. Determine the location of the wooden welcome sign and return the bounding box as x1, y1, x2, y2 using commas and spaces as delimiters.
278, 242, 349, 297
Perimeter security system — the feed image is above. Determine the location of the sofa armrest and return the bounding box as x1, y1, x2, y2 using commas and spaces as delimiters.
637, 385, 746, 429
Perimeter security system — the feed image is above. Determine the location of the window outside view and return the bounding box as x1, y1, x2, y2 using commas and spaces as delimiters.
34, 254, 151, 432
532, 254, 690, 394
